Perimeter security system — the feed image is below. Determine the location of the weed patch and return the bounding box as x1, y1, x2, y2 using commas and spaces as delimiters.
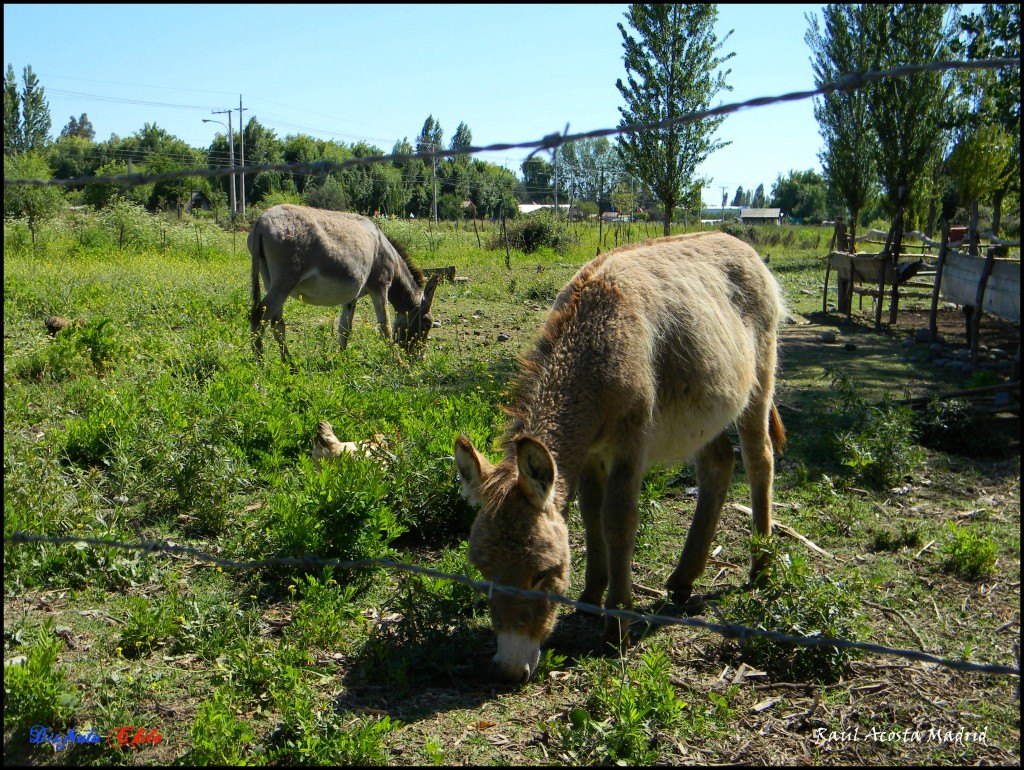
940, 521, 998, 578
722, 538, 865, 682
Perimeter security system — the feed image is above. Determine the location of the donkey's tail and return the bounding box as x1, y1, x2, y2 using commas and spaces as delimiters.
769, 402, 787, 455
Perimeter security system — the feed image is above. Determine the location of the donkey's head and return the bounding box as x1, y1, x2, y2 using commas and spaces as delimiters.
454, 434, 570, 684
393, 273, 439, 353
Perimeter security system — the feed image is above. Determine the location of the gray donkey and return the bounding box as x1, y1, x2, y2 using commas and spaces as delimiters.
249, 204, 438, 361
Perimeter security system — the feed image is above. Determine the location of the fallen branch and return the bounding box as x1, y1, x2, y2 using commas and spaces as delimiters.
731, 504, 834, 559
863, 600, 928, 652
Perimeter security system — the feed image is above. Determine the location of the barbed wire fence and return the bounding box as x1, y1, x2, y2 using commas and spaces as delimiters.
4, 56, 1021, 684
3, 530, 1020, 679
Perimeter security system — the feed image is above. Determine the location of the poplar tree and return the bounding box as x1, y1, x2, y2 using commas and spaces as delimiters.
20, 65, 51, 153
806, 4, 877, 244
615, 4, 734, 236
4, 64, 20, 155
862, 4, 956, 324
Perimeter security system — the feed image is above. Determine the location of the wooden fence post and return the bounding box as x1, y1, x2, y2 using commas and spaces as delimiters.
969, 245, 997, 367
927, 222, 950, 343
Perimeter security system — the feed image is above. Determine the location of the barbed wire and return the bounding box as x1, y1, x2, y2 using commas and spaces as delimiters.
4, 530, 1019, 679
5, 58, 1018, 191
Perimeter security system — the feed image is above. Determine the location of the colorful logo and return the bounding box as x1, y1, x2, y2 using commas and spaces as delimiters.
107, 726, 163, 749
28, 725, 102, 750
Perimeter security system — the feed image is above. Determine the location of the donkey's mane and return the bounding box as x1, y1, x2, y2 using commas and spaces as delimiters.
503, 255, 615, 432
383, 232, 424, 287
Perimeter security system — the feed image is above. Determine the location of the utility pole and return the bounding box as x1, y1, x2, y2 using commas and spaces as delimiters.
720, 186, 727, 222
553, 146, 558, 216
430, 134, 438, 223
432, 153, 438, 222
238, 96, 246, 216
206, 110, 236, 219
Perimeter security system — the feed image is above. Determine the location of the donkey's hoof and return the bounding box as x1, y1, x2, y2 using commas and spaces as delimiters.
666, 582, 693, 606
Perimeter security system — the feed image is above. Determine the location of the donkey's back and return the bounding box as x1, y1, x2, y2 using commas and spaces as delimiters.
576, 231, 784, 464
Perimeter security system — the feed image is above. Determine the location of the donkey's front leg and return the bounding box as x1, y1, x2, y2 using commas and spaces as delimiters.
578, 458, 609, 607
370, 292, 391, 343
601, 455, 644, 650
666, 432, 734, 604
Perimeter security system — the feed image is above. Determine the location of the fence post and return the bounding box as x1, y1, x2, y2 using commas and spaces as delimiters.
969, 245, 997, 367
927, 222, 950, 343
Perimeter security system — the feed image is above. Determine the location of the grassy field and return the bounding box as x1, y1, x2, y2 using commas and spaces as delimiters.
3, 208, 1020, 765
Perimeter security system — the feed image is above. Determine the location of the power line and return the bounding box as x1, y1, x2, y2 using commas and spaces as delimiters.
9, 58, 1017, 191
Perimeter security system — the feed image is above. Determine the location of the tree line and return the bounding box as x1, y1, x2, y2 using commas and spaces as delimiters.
4, 4, 1019, 239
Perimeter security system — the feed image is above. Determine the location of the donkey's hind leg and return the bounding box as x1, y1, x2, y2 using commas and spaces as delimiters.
250, 293, 284, 362
736, 397, 775, 584
253, 292, 291, 366
665, 431, 734, 604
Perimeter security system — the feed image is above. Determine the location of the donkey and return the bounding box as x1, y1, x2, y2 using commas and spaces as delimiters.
248, 204, 439, 362
454, 231, 787, 683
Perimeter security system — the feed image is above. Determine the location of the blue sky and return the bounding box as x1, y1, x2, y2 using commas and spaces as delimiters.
5, 3, 832, 206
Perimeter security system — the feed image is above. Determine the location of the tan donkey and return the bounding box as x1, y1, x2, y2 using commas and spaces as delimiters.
455, 231, 786, 683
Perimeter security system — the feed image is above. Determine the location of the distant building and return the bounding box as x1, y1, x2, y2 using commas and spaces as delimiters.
739, 208, 784, 226
518, 203, 571, 215
185, 190, 212, 214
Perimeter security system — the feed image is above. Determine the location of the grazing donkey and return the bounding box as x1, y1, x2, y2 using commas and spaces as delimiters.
248, 204, 439, 361
454, 231, 787, 683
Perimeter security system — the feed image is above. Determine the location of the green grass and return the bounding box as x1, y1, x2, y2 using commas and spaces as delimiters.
3, 209, 1020, 766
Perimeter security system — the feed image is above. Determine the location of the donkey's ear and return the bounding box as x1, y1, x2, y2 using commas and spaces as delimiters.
454, 434, 491, 507
421, 273, 439, 311
515, 437, 556, 511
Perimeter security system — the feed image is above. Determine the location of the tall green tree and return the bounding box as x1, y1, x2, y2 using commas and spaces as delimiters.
615, 4, 734, 235
770, 169, 828, 223
4, 64, 51, 154
751, 183, 767, 208
806, 4, 878, 244
241, 117, 284, 206
4, 152, 63, 243
864, 5, 955, 228
952, 3, 1020, 235
417, 115, 443, 220
519, 156, 553, 203
555, 136, 620, 210
446, 121, 474, 200
4, 64, 21, 155
19, 65, 51, 153
862, 4, 956, 324
391, 137, 427, 217
59, 112, 95, 140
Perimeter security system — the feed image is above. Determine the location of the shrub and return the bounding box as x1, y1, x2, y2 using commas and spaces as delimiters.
185, 689, 256, 766
826, 367, 924, 488
4, 622, 81, 740
940, 522, 997, 578
914, 398, 1011, 458
492, 210, 576, 254
556, 646, 687, 765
